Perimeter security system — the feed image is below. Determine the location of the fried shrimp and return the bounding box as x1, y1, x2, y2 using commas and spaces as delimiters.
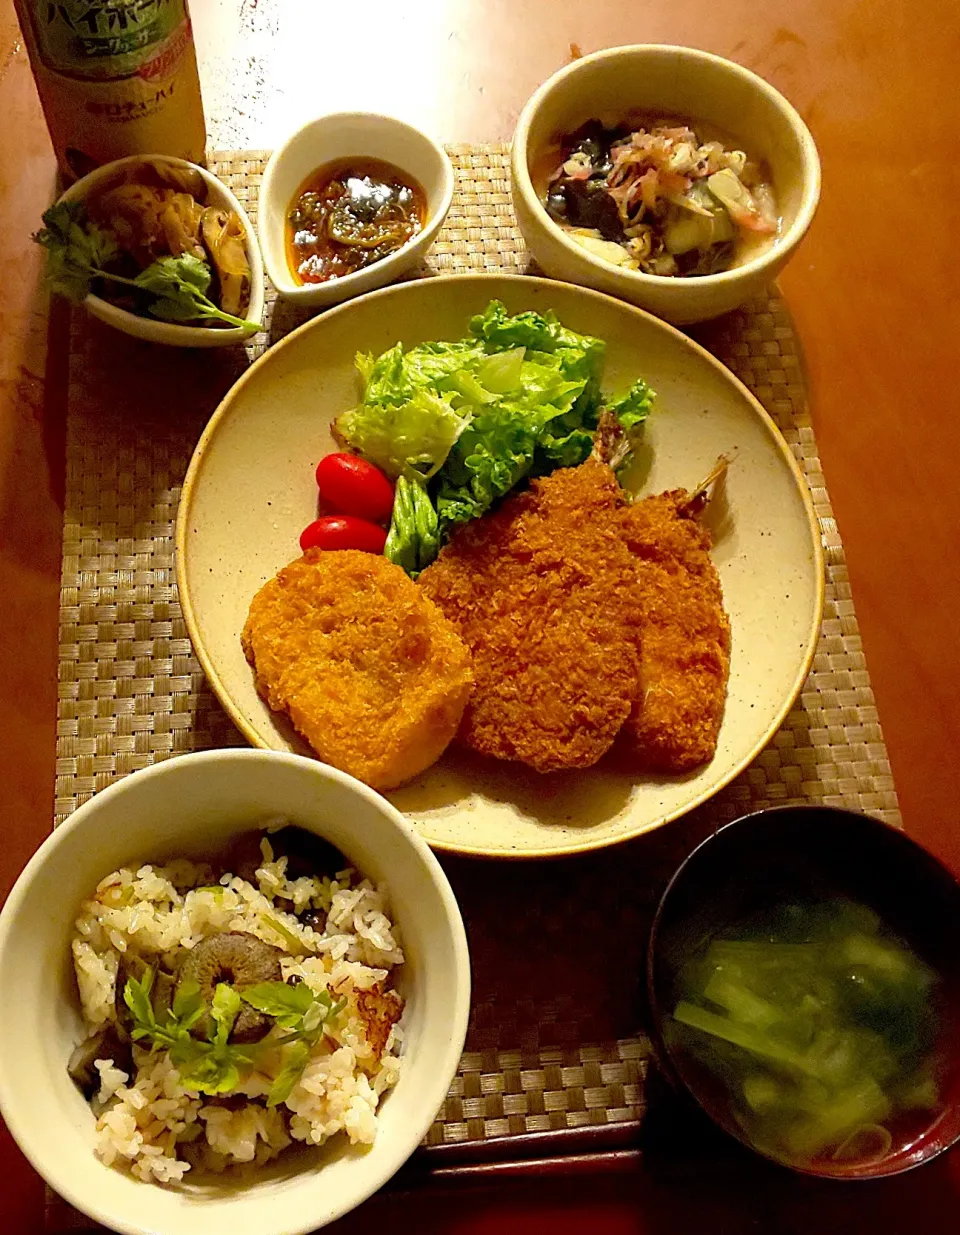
419, 459, 644, 772
241, 549, 473, 790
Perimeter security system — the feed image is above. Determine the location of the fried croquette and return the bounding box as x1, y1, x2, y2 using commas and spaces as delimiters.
241, 549, 473, 790
418, 459, 644, 772
615, 490, 732, 772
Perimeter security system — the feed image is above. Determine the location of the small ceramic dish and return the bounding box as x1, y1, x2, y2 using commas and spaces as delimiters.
512, 45, 820, 325
58, 155, 264, 347
647, 806, 960, 1179
0, 749, 470, 1235
258, 112, 454, 309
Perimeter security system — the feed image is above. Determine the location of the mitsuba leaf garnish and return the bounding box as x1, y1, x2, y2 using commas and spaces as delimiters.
171, 979, 206, 1029
123, 970, 345, 1103
241, 980, 317, 1028
32, 201, 118, 302
242, 980, 346, 1106
125, 971, 258, 1097
266, 1041, 312, 1107
32, 202, 258, 334
209, 983, 242, 1049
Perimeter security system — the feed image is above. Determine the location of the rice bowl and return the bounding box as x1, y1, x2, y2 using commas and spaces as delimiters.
0, 749, 470, 1235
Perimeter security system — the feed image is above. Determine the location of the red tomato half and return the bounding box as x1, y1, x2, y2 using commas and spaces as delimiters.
315, 453, 395, 524
299, 515, 388, 555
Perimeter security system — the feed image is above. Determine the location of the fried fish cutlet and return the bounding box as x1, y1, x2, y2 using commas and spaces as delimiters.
615, 489, 732, 773
241, 549, 473, 790
418, 459, 644, 772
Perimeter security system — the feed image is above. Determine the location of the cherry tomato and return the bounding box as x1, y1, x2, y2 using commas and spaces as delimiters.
299, 515, 387, 555
315, 453, 395, 524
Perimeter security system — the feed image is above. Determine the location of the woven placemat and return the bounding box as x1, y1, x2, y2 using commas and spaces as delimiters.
48, 145, 899, 1229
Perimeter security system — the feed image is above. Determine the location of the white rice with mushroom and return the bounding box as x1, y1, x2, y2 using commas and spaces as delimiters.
70, 824, 404, 1185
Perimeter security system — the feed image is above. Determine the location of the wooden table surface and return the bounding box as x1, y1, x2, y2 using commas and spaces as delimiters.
2, 1, 958, 1231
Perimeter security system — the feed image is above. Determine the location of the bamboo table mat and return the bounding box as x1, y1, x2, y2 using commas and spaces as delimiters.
47, 145, 898, 1230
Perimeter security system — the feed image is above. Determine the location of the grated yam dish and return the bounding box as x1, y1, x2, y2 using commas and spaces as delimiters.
69, 823, 404, 1184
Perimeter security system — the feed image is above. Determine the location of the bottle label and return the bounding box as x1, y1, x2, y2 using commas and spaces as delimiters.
26, 0, 188, 81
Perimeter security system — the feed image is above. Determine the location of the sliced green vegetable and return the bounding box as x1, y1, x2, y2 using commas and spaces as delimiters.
669, 899, 941, 1167
706, 168, 766, 232
742, 1074, 783, 1113
703, 973, 782, 1031
261, 912, 305, 953
384, 475, 439, 577
673, 1000, 810, 1073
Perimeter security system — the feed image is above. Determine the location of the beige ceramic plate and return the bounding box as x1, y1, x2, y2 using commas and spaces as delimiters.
177, 275, 823, 858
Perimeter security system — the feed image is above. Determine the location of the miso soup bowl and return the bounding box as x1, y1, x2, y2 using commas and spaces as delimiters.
58, 155, 264, 347
258, 113, 455, 309
0, 749, 470, 1235
646, 806, 960, 1179
512, 45, 821, 324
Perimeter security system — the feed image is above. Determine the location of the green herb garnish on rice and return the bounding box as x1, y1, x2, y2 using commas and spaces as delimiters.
242, 981, 347, 1105
124, 971, 344, 1102
70, 831, 405, 1183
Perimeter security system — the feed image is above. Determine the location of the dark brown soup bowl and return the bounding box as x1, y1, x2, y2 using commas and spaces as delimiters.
646, 805, 960, 1179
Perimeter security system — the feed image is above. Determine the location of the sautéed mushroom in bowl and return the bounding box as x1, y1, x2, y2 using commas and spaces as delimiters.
45, 155, 264, 347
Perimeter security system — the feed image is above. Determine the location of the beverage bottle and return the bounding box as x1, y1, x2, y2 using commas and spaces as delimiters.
14, 0, 207, 180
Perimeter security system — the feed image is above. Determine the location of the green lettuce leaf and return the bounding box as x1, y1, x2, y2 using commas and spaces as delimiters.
336, 387, 472, 482
606, 378, 655, 431
333, 301, 655, 572
436, 409, 540, 533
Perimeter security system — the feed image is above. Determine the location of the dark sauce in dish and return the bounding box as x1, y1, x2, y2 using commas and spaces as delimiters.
286, 158, 426, 284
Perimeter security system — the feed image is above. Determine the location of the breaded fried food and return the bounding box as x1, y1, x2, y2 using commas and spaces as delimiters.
419, 459, 644, 772
615, 490, 731, 772
241, 549, 473, 790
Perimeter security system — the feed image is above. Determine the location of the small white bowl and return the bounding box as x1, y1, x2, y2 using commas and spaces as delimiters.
0, 749, 470, 1235
259, 113, 454, 308
58, 155, 264, 347
511, 45, 821, 325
